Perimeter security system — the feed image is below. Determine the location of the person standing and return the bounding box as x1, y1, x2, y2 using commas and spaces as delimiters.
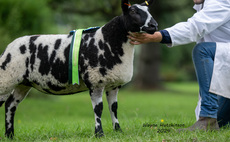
128, 0, 230, 130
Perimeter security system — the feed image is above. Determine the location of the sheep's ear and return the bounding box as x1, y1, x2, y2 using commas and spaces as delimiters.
122, 0, 130, 14
141, 0, 155, 7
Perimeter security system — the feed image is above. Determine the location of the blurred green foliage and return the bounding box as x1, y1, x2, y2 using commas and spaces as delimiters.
0, 0, 56, 53
0, 0, 197, 81
155, 0, 197, 81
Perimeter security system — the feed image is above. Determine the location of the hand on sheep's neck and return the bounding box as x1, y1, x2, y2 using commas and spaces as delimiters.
128, 31, 162, 45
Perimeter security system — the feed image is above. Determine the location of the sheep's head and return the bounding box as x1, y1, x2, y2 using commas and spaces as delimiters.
121, 0, 158, 34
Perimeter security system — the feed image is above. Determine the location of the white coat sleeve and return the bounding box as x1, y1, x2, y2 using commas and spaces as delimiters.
166, 0, 230, 47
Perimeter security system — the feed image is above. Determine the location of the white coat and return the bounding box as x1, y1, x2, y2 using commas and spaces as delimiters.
164, 0, 230, 120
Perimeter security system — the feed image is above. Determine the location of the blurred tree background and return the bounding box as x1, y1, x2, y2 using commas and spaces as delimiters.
0, 0, 197, 91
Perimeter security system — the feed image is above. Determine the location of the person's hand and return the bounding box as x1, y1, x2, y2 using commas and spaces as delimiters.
127, 32, 163, 45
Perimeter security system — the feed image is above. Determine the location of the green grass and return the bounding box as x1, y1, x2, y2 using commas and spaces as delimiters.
0, 82, 229, 141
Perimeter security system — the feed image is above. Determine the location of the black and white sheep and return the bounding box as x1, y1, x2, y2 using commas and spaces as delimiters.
0, 0, 157, 138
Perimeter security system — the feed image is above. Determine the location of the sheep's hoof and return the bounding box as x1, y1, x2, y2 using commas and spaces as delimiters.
95, 128, 104, 138
115, 123, 123, 133
95, 131, 104, 138
5, 132, 14, 139
115, 128, 123, 133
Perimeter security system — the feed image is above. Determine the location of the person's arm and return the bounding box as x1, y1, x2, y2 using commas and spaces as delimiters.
159, 30, 172, 44
166, 0, 230, 47
128, 0, 230, 47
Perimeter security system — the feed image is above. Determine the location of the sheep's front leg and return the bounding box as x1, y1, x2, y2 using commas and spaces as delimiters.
90, 88, 104, 137
106, 87, 122, 132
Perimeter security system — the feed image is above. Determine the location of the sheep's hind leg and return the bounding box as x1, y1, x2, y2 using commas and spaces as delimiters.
5, 85, 31, 139
90, 88, 104, 138
106, 87, 122, 132
0, 93, 11, 107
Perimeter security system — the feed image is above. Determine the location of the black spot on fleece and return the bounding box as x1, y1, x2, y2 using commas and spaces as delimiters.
0, 53, 11, 70
78, 16, 127, 77
36, 40, 70, 84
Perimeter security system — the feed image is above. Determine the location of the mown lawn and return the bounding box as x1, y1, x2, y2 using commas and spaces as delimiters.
0, 82, 229, 142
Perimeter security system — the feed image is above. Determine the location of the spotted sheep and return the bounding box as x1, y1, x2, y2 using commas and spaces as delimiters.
0, 0, 157, 138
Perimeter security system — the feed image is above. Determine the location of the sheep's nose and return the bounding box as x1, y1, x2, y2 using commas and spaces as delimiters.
148, 23, 158, 31
148, 18, 158, 29
148, 22, 158, 28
